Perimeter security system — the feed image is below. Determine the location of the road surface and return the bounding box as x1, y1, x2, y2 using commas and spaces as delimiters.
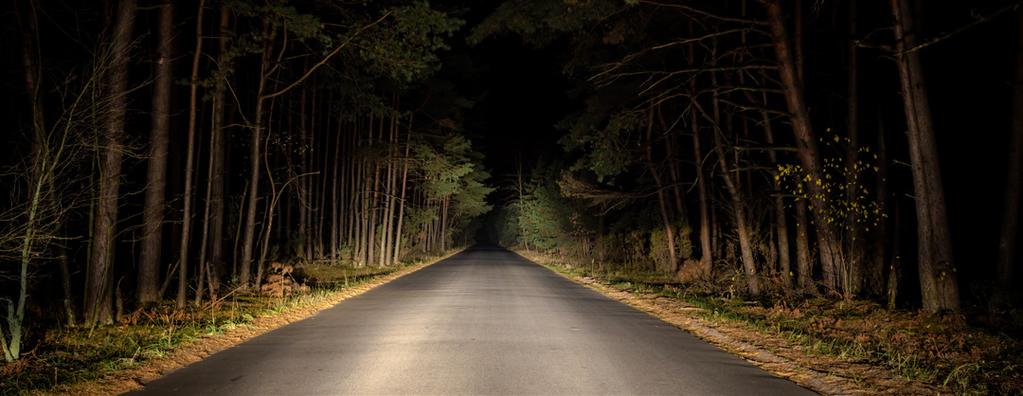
131, 245, 814, 395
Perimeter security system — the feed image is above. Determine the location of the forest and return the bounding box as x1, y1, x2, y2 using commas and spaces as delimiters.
1, 0, 1022, 394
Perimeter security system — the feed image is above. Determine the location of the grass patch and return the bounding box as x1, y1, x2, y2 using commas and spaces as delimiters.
530, 253, 1023, 395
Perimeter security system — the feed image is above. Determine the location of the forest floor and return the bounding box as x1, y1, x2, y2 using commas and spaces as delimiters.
518, 250, 1023, 396
0, 250, 461, 396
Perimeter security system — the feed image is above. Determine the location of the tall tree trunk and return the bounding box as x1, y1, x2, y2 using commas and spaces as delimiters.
207, 6, 231, 292
297, 91, 309, 261
6, 0, 49, 359
393, 116, 413, 265
891, 0, 960, 312
887, 200, 902, 310
845, 0, 864, 296
656, 108, 688, 224
380, 107, 398, 266
762, 100, 792, 284
196, 115, 215, 305
330, 115, 341, 261
691, 114, 713, 276
239, 19, 275, 287
368, 117, 381, 265
441, 197, 449, 252
176, 0, 205, 309
688, 39, 713, 275
795, 200, 812, 289
314, 90, 326, 259
704, 77, 759, 295
137, 0, 172, 304
85, 0, 135, 325
356, 120, 368, 265
870, 111, 889, 297
644, 106, 678, 273
996, 12, 1023, 304
766, 0, 846, 296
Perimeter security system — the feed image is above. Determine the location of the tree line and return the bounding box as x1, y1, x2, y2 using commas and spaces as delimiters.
1, 0, 491, 362
477, 0, 1022, 314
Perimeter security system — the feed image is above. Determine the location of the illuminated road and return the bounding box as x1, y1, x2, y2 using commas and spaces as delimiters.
131, 245, 813, 395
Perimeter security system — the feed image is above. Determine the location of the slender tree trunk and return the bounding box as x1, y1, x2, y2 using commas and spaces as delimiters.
348, 122, 359, 251
441, 197, 449, 252
297, 91, 308, 261
393, 116, 413, 265
705, 85, 759, 295
996, 12, 1023, 304
380, 108, 398, 266
137, 0, 172, 304
891, 0, 960, 312
845, 0, 864, 296
871, 112, 889, 297
356, 121, 367, 265
85, 0, 135, 326
58, 243, 75, 327
255, 98, 279, 284
368, 117, 381, 265
175, 0, 205, 309
691, 116, 713, 275
887, 200, 902, 309
688, 43, 713, 275
330, 115, 341, 262
656, 108, 687, 224
239, 20, 275, 287
196, 120, 214, 305
314, 90, 327, 259
644, 106, 678, 273
758, 97, 791, 283
207, 6, 231, 293
6, 0, 48, 359
795, 200, 812, 290
766, 0, 845, 296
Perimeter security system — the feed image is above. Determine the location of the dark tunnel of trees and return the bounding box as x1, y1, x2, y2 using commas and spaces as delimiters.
1, 0, 1022, 392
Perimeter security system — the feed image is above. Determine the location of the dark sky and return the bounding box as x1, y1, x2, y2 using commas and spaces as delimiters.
440, 33, 575, 204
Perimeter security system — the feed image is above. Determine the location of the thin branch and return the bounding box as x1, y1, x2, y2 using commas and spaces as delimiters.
637, 0, 767, 26
262, 12, 392, 100
900, 2, 1021, 55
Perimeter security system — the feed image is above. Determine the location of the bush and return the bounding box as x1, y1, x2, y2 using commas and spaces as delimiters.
648, 224, 693, 273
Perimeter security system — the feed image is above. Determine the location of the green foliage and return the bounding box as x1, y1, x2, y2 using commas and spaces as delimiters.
468, 0, 622, 46
452, 167, 494, 219
559, 102, 643, 181
516, 181, 573, 251
358, 2, 463, 84
406, 130, 493, 249
649, 224, 692, 271
414, 134, 475, 200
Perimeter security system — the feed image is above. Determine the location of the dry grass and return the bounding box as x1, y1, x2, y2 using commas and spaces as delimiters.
520, 250, 1023, 396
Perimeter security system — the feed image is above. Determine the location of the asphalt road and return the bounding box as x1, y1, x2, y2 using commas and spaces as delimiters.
130, 245, 814, 395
